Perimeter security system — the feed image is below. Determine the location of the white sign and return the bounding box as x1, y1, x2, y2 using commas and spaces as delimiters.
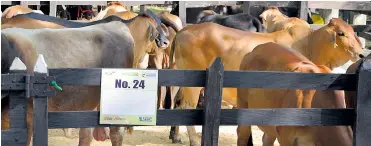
100, 69, 158, 125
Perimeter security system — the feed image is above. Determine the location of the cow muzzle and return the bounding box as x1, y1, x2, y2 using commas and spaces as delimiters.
156, 38, 169, 49
349, 48, 367, 62
351, 54, 361, 62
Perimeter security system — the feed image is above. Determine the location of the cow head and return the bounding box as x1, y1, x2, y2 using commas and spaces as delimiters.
129, 10, 169, 68
145, 9, 170, 49
326, 18, 364, 62
259, 6, 287, 30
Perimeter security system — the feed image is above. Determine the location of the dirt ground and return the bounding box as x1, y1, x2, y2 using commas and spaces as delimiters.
47, 126, 279, 146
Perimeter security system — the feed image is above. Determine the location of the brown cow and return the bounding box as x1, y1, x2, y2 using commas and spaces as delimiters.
237, 42, 352, 146
169, 18, 363, 145
259, 6, 310, 33
1, 21, 134, 146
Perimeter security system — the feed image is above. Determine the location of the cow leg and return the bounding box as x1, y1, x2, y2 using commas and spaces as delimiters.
164, 86, 172, 109
157, 86, 166, 109
186, 125, 199, 146
170, 86, 180, 109
169, 86, 182, 144
169, 126, 182, 143
63, 128, 74, 138
262, 133, 276, 146
197, 88, 205, 108
236, 88, 253, 146
237, 125, 252, 146
78, 128, 93, 146
109, 126, 125, 146
93, 127, 110, 141
181, 87, 202, 146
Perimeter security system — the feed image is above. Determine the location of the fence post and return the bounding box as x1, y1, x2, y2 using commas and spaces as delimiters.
201, 57, 224, 146
243, 1, 250, 14
32, 54, 49, 146
299, 1, 308, 21
1, 57, 28, 146
178, 1, 186, 26
354, 59, 371, 146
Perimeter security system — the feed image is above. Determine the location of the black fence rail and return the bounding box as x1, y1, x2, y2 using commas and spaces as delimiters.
2, 57, 371, 146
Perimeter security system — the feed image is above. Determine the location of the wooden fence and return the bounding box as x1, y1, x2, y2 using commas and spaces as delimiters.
1, 55, 371, 146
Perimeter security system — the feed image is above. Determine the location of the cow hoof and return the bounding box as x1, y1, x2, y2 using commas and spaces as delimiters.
169, 135, 183, 144
172, 137, 183, 144
189, 141, 201, 146
63, 128, 74, 139
65, 134, 74, 139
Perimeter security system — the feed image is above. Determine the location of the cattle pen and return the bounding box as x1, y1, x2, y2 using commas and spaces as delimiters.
2, 54, 371, 146
1, 1, 371, 146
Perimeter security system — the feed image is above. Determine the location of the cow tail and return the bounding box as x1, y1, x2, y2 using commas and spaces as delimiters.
125, 126, 134, 135
169, 33, 178, 69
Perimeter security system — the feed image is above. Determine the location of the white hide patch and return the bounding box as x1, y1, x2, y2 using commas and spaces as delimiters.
138, 53, 149, 69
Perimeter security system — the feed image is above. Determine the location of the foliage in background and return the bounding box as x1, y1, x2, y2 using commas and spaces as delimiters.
131, 5, 171, 13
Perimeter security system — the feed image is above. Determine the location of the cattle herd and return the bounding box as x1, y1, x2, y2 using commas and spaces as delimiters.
0, 2, 369, 146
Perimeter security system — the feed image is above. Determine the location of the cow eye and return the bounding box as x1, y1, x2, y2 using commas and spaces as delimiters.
338, 32, 345, 36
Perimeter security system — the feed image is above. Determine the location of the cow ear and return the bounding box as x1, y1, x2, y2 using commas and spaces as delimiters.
329, 31, 338, 48
328, 18, 337, 27
259, 13, 264, 19
148, 24, 156, 41
160, 23, 169, 37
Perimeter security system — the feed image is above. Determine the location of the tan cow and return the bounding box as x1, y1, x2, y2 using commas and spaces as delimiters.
169, 18, 363, 145
237, 42, 352, 146
259, 7, 363, 74
91, 1, 127, 21
259, 6, 310, 33
149, 11, 183, 110
103, 11, 138, 20
106, 11, 184, 140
